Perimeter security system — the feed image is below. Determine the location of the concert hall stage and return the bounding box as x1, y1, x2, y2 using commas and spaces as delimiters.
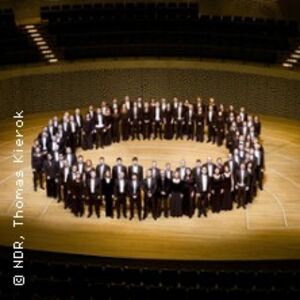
0, 112, 299, 261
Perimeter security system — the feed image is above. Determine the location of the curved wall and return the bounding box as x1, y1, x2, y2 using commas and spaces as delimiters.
0, 59, 300, 120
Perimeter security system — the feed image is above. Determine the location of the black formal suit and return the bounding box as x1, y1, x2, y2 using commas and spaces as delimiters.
142, 110, 152, 140
43, 159, 57, 198
112, 164, 127, 181
195, 174, 211, 217
59, 166, 71, 207
174, 106, 185, 139
130, 106, 143, 140
111, 113, 121, 143
31, 149, 44, 191
128, 179, 142, 220
157, 176, 171, 217
206, 109, 216, 143
254, 147, 265, 190
95, 113, 105, 149
143, 177, 157, 220
102, 177, 114, 217
96, 163, 111, 180
185, 109, 194, 139
82, 119, 94, 150
194, 113, 205, 142
235, 170, 250, 208
62, 121, 71, 147
86, 178, 102, 217
128, 165, 144, 181
202, 163, 216, 178
192, 167, 202, 184
74, 113, 83, 146
70, 179, 85, 217
39, 135, 51, 153
152, 106, 163, 139
114, 178, 128, 218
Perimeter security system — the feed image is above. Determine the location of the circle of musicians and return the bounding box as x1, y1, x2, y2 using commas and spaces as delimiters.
31, 96, 265, 220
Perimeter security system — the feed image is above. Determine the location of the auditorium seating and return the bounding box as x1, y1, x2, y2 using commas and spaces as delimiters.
1, 247, 299, 299
0, 9, 41, 66
39, 2, 299, 64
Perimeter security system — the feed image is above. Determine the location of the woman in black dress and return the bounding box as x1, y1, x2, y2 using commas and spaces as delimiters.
103, 108, 112, 146
102, 169, 114, 218
111, 108, 120, 143
120, 105, 130, 141
170, 171, 183, 217
82, 113, 93, 150
195, 107, 205, 142
183, 168, 195, 218
163, 103, 173, 140
211, 167, 224, 213
142, 102, 151, 140
222, 165, 233, 211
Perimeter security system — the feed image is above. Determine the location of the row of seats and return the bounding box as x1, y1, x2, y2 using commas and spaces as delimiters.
39, 3, 298, 64
41, 2, 199, 22
1, 246, 300, 300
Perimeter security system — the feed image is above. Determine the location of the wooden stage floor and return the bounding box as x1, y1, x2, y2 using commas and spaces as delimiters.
0, 111, 299, 260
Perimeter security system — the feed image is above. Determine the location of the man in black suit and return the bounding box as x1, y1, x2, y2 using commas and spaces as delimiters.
114, 172, 128, 219
130, 101, 142, 140
43, 153, 57, 198
86, 170, 102, 218
95, 107, 105, 149
70, 172, 85, 217
74, 108, 83, 147
174, 102, 185, 140
32, 146, 44, 191
143, 169, 157, 220
149, 160, 160, 181
128, 157, 143, 181
59, 160, 71, 208
96, 156, 111, 180
235, 163, 250, 209
206, 105, 216, 143
152, 101, 163, 139
195, 166, 211, 217
157, 170, 171, 218
185, 104, 194, 140
128, 174, 142, 220
112, 157, 127, 181
254, 143, 264, 190
192, 159, 202, 183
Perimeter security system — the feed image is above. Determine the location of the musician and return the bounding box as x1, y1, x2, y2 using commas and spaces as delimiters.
130, 101, 142, 140
120, 105, 130, 141
195, 106, 205, 142
43, 153, 57, 198
206, 105, 216, 143
95, 107, 105, 149
195, 166, 211, 217
170, 171, 183, 217
74, 108, 83, 147
235, 163, 250, 209
70, 172, 85, 217
102, 170, 114, 218
112, 157, 127, 181
96, 156, 111, 180
254, 143, 264, 190
111, 107, 121, 143
211, 167, 224, 213
32, 146, 44, 191
142, 102, 152, 140
128, 157, 143, 181
163, 103, 174, 140
157, 170, 171, 218
86, 170, 102, 218
114, 172, 128, 219
82, 113, 94, 150
128, 174, 142, 220
174, 102, 185, 140
143, 169, 157, 220
152, 101, 163, 139
185, 104, 194, 140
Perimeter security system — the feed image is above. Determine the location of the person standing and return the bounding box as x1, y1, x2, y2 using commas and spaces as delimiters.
222, 165, 234, 211
170, 171, 183, 217
102, 170, 114, 218
86, 170, 102, 218
114, 172, 128, 219
211, 168, 224, 213
143, 169, 157, 220
128, 174, 142, 220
